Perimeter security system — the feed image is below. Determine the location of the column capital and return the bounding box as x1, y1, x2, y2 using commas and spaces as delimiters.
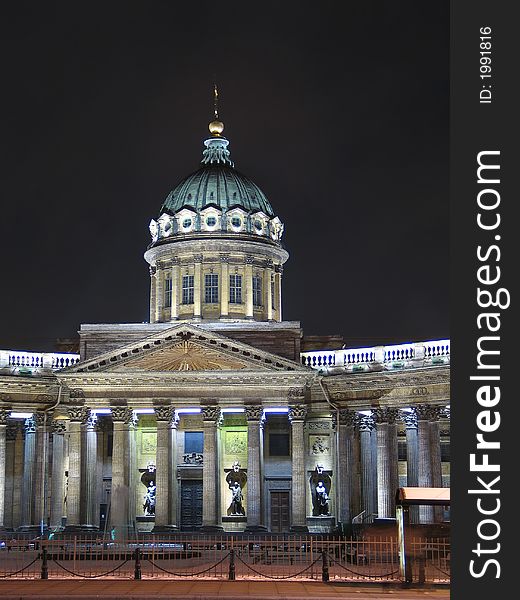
220, 253, 230, 263
51, 419, 67, 434
245, 405, 263, 422
110, 406, 133, 423
413, 404, 439, 421
67, 406, 88, 422
171, 256, 180, 266
401, 410, 418, 430
265, 258, 274, 269
372, 407, 399, 425
357, 413, 375, 432
201, 405, 221, 423
83, 410, 97, 428
24, 416, 36, 434
193, 253, 203, 263
0, 408, 10, 425
149, 265, 157, 276
443, 405, 451, 420
154, 405, 176, 423
288, 404, 308, 423
338, 408, 357, 427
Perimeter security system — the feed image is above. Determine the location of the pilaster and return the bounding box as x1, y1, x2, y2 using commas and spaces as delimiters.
201, 406, 223, 530
245, 405, 266, 531
288, 403, 308, 532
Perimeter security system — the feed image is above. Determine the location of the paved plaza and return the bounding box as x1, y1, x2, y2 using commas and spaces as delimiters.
0, 580, 449, 600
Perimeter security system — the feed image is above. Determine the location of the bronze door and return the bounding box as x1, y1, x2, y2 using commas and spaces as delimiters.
180, 480, 203, 530
270, 491, 290, 532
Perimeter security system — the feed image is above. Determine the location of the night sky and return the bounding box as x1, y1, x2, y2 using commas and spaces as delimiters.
0, 1, 449, 352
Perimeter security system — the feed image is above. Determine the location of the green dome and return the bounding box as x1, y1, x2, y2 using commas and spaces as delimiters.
160, 164, 275, 217
159, 135, 274, 218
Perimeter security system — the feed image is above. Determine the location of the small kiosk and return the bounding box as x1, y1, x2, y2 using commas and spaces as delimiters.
395, 487, 450, 583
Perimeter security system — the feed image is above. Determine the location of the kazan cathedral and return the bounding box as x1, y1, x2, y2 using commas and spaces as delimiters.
0, 112, 450, 537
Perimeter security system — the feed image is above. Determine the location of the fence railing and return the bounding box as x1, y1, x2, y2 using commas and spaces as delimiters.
0, 350, 80, 374
300, 339, 450, 372
0, 535, 449, 584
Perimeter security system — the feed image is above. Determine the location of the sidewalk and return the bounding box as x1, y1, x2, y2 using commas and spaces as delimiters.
0, 580, 449, 600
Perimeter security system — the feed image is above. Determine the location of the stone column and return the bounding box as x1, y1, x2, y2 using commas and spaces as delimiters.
373, 408, 399, 520
125, 414, 137, 535
289, 404, 308, 532
3, 422, 18, 530
429, 406, 444, 522
21, 416, 37, 528
274, 265, 283, 321
50, 419, 66, 529
245, 256, 254, 319
358, 413, 376, 523
12, 422, 24, 529
0, 410, 8, 529
149, 266, 157, 323
265, 260, 274, 321
32, 412, 48, 531
169, 415, 179, 528
245, 406, 265, 531
351, 426, 361, 518
193, 255, 203, 319
81, 412, 98, 529
110, 406, 133, 539
153, 406, 176, 531
66, 407, 87, 529
220, 254, 229, 318
414, 405, 434, 523
201, 406, 222, 530
337, 409, 356, 527
402, 410, 419, 523
171, 258, 180, 320
95, 418, 110, 532
155, 263, 165, 322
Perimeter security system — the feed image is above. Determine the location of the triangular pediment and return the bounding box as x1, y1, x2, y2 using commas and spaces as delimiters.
66, 324, 307, 374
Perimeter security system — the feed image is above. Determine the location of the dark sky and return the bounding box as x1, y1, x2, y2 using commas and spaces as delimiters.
0, 1, 449, 352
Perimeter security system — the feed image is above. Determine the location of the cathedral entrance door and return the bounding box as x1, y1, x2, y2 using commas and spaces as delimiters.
180, 480, 203, 530
270, 491, 290, 532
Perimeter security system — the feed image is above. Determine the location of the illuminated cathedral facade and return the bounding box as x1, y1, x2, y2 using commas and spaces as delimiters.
0, 112, 450, 536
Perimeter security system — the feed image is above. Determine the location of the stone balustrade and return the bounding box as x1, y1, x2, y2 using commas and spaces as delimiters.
300, 339, 450, 373
0, 350, 80, 374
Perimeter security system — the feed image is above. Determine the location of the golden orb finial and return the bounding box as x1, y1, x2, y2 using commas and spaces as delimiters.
209, 119, 224, 135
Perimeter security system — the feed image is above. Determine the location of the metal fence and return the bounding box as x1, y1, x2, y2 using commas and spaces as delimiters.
0, 535, 449, 584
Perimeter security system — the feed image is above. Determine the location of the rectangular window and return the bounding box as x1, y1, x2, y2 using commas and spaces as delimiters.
253, 275, 262, 307
229, 274, 242, 304
164, 278, 172, 308
182, 275, 194, 304
185, 431, 204, 454
271, 274, 276, 309
204, 273, 219, 304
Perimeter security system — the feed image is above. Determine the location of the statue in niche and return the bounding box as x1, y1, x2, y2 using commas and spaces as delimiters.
310, 464, 332, 516
140, 461, 156, 516
143, 481, 156, 516
225, 461, 247, 516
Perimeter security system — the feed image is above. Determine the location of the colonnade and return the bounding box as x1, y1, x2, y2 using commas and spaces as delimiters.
0, 404, 449, 533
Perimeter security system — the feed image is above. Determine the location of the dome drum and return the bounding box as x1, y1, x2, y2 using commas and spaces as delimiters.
145, 117, 288, 326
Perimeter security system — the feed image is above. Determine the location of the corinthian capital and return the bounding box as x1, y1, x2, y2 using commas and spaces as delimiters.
288, 404, 308, 422
201, 406, 221, 422
245, 405, 264, 422
372, 407, 399, 425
